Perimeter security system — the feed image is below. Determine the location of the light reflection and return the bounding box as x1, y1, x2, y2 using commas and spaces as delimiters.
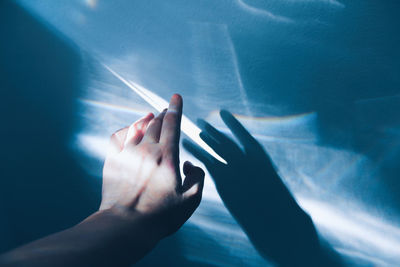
85, 0, 98, 9
103, 64, 227, 164
75, 64, 400, 265
236, 0, 294, 23
300, 197, 400, 265
80, 99, 149, 115
14, 1, 400, 265
205, 110, 318, 142
76, 134, 109, 159
190, 23, 253, 119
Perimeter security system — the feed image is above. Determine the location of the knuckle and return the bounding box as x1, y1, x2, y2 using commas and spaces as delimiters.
162, 157, 175, 170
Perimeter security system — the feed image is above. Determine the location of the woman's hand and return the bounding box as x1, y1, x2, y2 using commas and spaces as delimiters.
100, 94, 205, 238
0, 95, 205, 267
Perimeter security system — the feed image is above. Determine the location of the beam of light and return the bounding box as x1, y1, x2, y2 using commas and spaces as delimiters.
85, 0, 98, 9
299, 197, 400, 264
224, 24, 253, 119
281, 0, 344, 9
103, 64, 227, 164
235, 0, 294, 23
236, 0, 294, 23
80, 99, 149, 115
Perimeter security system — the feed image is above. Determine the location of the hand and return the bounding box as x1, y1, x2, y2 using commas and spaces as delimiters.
100, 94, 205, 239
184, 110, 342, 266
0, 95, 205, 267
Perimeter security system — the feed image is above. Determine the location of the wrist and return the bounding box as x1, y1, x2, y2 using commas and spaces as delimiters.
71, 208, 162, 266
91, 208, 161, 246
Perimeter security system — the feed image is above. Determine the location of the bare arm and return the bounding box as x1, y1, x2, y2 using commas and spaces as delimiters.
0, 94, 205, 267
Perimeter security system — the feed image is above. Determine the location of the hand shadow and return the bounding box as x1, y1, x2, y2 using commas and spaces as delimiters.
183, 110, 344, 267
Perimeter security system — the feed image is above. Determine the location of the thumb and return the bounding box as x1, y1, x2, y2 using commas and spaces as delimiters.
182, 161, 205, 201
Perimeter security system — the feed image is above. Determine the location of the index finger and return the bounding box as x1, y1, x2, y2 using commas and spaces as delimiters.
160, 94, 183, 152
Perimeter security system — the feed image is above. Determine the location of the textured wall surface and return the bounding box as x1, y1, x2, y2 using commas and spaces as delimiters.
2, 0, 400, 265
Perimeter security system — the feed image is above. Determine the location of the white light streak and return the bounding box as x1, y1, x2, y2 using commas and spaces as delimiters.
236, 0, 294, 23
103, 64, 227, 164
300, 197, 400, 262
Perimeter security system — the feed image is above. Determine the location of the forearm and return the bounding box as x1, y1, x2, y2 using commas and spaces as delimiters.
0, 95, 199, 267
0, 209, 159, 267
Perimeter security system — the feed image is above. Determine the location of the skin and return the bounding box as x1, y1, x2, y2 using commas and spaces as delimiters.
0, 94, 205, 267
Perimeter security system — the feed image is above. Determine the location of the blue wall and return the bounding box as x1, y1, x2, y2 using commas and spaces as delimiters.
2, 0, 400, 265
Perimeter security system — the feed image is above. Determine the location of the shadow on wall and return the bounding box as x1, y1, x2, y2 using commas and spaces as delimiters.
184, 111, 344, 266
0, 0, 101, 253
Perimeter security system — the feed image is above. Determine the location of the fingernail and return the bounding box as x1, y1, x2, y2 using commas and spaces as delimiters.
172, 94, 182, 101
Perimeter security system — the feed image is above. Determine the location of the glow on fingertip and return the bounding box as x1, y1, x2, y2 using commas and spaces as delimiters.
103, 64, 227, 164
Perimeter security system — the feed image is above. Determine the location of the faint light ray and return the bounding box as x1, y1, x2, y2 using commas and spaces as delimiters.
207, 110, 316, 123
313, 152, 365, 183
283, 0, 345, 9
85, 0, 98, 9
321, 0, 345, 8
190, 23, 252, 118
80, 99, 150, 115
236, 0, 294, 23
296, 170, 321, 192
82, 99, 317, 144
300, 198, 400, 261
206, 110, 318, 142
355, 94, 400, 104
224, 25, 253, 118
213, 126, 315, 144
76, 134, 109, 159
103, 64, 227, 164
336, 248, 388, 266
